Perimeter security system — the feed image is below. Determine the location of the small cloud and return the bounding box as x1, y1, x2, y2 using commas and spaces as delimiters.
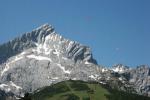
115, 47, 120, 51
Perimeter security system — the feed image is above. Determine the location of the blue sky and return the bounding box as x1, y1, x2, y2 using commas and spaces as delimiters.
0, 0, 150, 67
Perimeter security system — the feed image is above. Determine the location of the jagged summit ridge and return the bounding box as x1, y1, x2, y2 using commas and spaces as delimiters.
0, 24, 97, 64
21, 23, 54, 44
30, 24, 97, 63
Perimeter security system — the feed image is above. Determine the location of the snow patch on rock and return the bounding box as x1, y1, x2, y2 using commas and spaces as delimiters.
57, 64, 71, 74
27, 55, 52, 62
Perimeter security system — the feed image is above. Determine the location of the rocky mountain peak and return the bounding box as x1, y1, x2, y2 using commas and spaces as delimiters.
0, 24, 97, 65
21, 23, 54, 44
0, 24, 54, 64
112, 64, 129, 73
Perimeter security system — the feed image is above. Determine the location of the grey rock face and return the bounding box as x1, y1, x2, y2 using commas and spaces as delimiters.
111, 64, 150, 96
129, 65, 150, 96
0, 90, 15, 100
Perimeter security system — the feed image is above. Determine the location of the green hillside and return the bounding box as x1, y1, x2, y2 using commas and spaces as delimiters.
20, 80, 150, 100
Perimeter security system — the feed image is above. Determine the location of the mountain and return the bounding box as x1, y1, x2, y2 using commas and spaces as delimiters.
0, 24, 149, 99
